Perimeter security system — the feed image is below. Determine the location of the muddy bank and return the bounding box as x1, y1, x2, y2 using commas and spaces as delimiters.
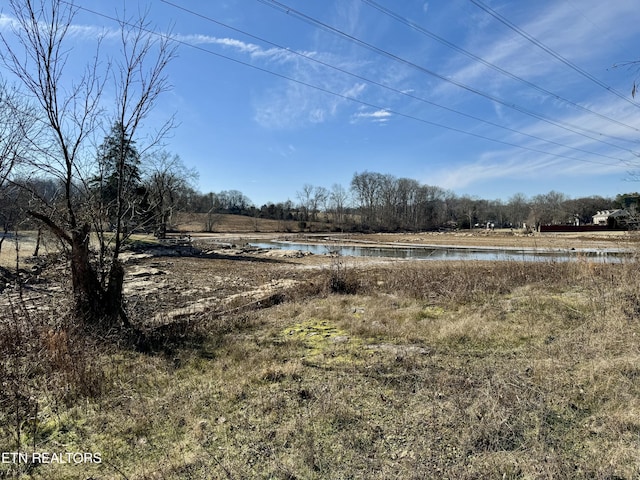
185, 230, 636, 253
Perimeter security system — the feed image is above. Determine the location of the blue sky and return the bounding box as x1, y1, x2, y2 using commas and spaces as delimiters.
2, 0, 640, 206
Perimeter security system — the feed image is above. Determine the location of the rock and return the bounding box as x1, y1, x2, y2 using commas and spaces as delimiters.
127, 266, 166, 278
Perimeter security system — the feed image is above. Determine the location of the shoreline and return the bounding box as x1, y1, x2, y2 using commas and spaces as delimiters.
188, 231, 635, 255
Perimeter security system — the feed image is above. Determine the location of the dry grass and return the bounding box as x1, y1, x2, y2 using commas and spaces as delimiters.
2, 245, 640, 478
350, 229, 640, 250
0, 232, 45, 268
174, 213, 332, 233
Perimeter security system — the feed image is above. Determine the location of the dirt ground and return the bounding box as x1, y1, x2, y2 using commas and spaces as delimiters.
1, 229, 634, 326
121, 230, 637, 325
2, 228, 633, 266
186, 229, 638, 251
346, 230, 637, 249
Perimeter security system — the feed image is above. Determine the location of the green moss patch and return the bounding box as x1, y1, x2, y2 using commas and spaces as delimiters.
416, 305, 445, 320
282, 319, 364, 365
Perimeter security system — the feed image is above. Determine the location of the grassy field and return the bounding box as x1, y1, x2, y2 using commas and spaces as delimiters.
174, 213, 331, 233
1, 234, 640, 478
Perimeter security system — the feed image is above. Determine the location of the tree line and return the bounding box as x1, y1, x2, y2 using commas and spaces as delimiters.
3, 159, 626, 239
111, 171, 629, 233
4, 162, 626, 243
179, 172, 622, 233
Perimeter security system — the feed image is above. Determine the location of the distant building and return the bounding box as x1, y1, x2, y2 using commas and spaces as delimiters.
592, 209, 630, 226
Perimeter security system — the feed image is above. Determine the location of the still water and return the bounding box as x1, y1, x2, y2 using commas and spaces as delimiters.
249, 241, 628, 263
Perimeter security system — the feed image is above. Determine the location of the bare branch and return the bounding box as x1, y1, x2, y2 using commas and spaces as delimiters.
0, 0, 177, 327
25, 209, 71, 245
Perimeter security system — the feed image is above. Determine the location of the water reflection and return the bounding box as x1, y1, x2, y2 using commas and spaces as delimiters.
249, 241, 627, 263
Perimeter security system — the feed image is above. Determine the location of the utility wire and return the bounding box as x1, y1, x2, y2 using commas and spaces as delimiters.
361, 0, 640, 137
65, 2, 632, 168
470, 0, 640, 109
159, 0, 636, 165
257, 0, 640, 158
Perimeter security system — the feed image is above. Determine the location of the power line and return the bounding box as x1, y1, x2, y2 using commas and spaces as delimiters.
470, 0, 640, 109
64, 2, 633, 168
361, 0, 640, 137
257, 0, 640, 158
159, 0, 636, 165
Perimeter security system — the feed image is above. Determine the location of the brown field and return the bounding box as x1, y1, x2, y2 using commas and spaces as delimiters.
346, 229, 637, 249
174, 213, 640, 250
2, 222, 640, 478
175, 212, 333, 234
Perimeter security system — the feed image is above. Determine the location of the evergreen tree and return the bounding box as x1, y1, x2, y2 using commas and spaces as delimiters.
93, 122, 145, 231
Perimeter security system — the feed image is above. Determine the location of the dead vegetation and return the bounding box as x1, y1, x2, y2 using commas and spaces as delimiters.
1, 236, 640, 478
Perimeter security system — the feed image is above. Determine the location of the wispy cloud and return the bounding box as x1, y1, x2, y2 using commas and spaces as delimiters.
430, 150, 627, 192
175, 33, 312, 63
0, 13, 19, 30
343, 82, 367, 98
171, 24, 371, 129
249, 53, 368, 128
430, 0, 640, 104
191, 35, 261, 53
0, 12, 119, 40
253, 76, 362, 129
246, 3, 379, 129
429, 90, 637, 191
68, 24, 118, 40
351, 108, 392, 125
268, 143, 297, 158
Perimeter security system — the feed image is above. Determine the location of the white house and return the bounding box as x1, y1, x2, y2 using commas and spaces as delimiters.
592, 209, 629, 226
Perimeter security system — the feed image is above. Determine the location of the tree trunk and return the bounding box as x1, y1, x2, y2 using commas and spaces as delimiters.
27, 212, 127, 331
33, 228, 42, 256
70, 224, 104, 323
70, 226, 128, 329
105, 259, 130, 328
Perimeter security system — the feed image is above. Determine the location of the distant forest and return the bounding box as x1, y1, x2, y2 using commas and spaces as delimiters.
182, 171, 636, 233
2, 169, 636, 235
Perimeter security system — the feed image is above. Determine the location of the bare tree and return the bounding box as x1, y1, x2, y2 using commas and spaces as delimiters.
414, 184, 447, 230
329, 183, 349, 225
0, 82, 31, 184
507, 193, 530, 229
395, 178, 418, 228
350, 171, 383, 228
296, 184, 314, 222
530, 191, 569, 228
203, 192, 220, 232
310, 186, 328, 222
0, 0, 176, 328
0, 80, 36, 253
456, 195, 479, 229
379, 174, 399, 230
145, 151, 197, 239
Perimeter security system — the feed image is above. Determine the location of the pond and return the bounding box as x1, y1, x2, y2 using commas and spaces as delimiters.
249, 241, 629, 263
